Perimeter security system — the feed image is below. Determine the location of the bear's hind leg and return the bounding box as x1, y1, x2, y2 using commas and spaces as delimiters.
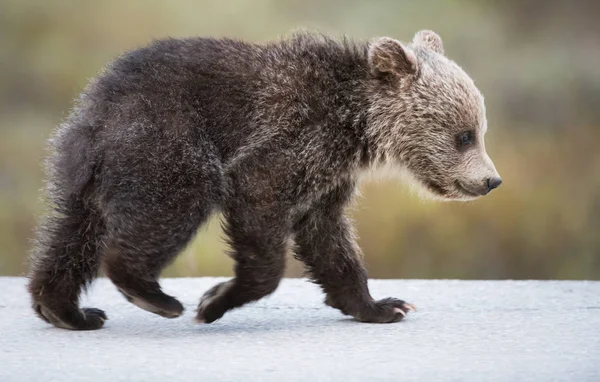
102, 203, 212, 319
28, 199, 107, 330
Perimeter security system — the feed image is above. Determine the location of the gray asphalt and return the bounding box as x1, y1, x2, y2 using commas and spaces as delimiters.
1, 277, 599, 381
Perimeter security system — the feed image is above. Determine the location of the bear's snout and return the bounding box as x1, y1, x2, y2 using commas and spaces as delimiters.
454, 176, 502, 199
485, 177, 502, 193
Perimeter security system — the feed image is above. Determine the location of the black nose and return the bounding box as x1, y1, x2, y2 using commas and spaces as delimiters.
486, 177, 502, 192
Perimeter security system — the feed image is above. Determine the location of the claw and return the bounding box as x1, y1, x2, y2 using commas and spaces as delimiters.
403, 303, 417, 312
393, 307, 407, 317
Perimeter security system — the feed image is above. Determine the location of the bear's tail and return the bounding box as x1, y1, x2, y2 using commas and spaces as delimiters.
28, 120, 107, 330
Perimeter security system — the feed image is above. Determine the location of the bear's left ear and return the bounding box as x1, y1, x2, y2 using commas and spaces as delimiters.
412, 30, 444, 55
368, 37, 418, 79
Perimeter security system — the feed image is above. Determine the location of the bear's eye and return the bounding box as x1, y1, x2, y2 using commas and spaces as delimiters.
456, 131, 474, 150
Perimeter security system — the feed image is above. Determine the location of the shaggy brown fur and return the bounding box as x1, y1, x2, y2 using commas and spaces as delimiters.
28, 30, 501, 330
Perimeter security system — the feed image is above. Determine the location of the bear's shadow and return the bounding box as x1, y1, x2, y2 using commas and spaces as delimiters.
95, 314, 361, 339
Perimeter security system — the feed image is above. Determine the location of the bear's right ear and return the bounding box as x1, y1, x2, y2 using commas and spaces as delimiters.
368, 37, 418, 79
412, 30, 444, 55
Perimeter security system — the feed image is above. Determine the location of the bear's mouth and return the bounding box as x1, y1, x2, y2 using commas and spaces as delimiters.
454, 181, 481, 198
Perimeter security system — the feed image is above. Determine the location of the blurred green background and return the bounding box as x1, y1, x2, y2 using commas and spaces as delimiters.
1, 0, 599, 279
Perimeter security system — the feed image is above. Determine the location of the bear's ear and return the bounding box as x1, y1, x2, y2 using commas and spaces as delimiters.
412, 30, 444, 55
368, 37, 418, 79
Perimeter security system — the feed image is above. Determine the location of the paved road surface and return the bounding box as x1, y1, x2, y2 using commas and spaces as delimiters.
1, 277, 599, 381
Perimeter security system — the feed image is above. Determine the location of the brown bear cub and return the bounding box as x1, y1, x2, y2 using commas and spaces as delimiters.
29, 30, 501, 330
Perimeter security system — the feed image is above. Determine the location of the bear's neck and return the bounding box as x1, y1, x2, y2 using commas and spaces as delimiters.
361, 82, 414, 170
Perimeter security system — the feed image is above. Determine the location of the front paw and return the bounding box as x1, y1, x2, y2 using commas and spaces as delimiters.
196, 281, 233, 324
354, 298, 416, 323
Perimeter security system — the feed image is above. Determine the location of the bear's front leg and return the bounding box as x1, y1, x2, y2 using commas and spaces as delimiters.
293, 185, 415, 323
196, 203, 289, 324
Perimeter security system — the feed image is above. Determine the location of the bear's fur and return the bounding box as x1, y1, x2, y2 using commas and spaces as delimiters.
28, 30, 501, 330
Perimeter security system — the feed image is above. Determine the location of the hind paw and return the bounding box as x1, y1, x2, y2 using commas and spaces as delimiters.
34, 303, 107, 330
82, 307, 107, 321
118, 288, 184, 318
80, 307, 108, 329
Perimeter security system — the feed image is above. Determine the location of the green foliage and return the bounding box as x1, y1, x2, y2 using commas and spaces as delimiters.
1, 0, 598, 279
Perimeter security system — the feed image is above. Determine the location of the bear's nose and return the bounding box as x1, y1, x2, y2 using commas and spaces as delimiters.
486, 177, 502, 192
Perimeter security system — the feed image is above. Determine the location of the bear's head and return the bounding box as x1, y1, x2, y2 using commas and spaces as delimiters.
365, 30, 501, 201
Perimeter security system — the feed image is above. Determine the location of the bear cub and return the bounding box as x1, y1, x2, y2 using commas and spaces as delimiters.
29, 30, 501, 330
